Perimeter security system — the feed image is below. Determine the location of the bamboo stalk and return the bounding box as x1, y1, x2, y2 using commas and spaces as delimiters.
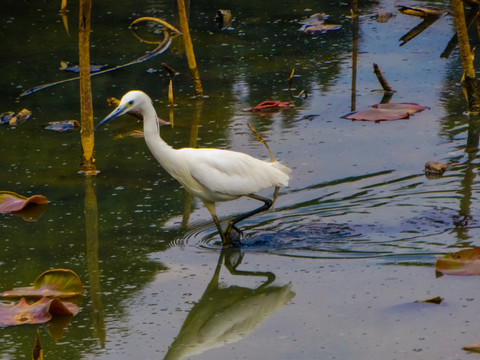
79, 0, 97, 174
451, 0, 480, 112
177, 0, 203, 97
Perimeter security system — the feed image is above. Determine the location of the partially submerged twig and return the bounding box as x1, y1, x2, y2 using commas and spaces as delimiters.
247, 123, 274, 162
287, 68, 295, 91
373, 63, 394, 92
247, 123, 280, 204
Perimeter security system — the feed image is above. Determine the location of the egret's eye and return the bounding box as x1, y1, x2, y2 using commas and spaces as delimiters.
127, 100, 134, 105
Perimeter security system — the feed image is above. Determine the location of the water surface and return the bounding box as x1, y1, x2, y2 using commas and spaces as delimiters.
1, 0, 480, 359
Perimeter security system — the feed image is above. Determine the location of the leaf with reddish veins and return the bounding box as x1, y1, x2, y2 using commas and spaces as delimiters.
436, 248, 480, 275
0, 191, 48, 213
0, 297, 79, 326
2, 269, 84, 299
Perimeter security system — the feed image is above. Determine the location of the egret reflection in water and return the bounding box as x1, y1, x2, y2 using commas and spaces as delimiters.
163, 247, 295, 360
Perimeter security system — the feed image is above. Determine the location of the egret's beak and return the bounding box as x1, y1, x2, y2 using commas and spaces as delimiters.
95, 104, 131, 131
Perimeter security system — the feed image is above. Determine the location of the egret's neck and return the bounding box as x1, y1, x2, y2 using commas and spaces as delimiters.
142, 103, 174, 160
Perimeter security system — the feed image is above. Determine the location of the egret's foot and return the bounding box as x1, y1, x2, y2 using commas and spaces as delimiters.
222, 222, 243, 247
224, 221, 244, 237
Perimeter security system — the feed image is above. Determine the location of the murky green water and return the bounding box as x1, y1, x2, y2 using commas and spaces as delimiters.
2, 0, 480, 359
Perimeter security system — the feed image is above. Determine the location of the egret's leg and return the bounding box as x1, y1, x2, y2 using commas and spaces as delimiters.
224, 194, 273, 235
202, 200, 231, 246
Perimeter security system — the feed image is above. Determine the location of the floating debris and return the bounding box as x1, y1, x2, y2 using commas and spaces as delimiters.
0, 112, 15, 125
9, 109, 32, 126
59, 61, 107, 73
372, 11, 395, 23
424, 161, 447, 176
436, 248, 480, 276
300, 114, 319, 121
45, 120, 80, 132
214, 9, 232, 29
299, 12, 341, 34
415, 296, 443, 304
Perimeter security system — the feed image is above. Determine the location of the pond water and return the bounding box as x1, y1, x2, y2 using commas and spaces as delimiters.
2, 0, 480, 359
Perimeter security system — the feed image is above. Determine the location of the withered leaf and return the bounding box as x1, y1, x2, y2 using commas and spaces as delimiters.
0, 191, 48, 213
2, 269, 84, 299
9, 109, 31, 126
415, 296, 443, 304
0, 297, 79, 327
397, 5, 444, 18
436, 248, 480, 275
464, 344, 480, 353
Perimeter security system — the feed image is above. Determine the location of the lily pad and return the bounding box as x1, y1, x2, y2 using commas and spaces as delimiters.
0, 297, 79, 327
343, 102, 426, 121
2, 269, 84, 299
372, 102, 426, 113
343, 108, 410, 121
435, 248, 480, 276
0, 191, 48, 213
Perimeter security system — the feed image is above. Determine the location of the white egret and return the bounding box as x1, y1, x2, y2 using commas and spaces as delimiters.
96, 91, 291, 246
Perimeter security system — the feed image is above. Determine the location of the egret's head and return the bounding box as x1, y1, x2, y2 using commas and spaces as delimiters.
95, 90, 150, 131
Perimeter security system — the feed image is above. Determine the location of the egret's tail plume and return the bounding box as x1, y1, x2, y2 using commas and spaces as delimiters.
272, 161, 291, 187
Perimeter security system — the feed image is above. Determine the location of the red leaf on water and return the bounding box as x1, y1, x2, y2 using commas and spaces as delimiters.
248, 101, 291, 112
0, 297, 79, 327
0, 191, 48, 213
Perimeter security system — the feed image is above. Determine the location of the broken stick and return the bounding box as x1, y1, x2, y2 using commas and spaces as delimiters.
373, 63, 394, 92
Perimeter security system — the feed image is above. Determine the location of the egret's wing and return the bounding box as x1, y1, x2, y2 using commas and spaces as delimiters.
185, 148, 281, 196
